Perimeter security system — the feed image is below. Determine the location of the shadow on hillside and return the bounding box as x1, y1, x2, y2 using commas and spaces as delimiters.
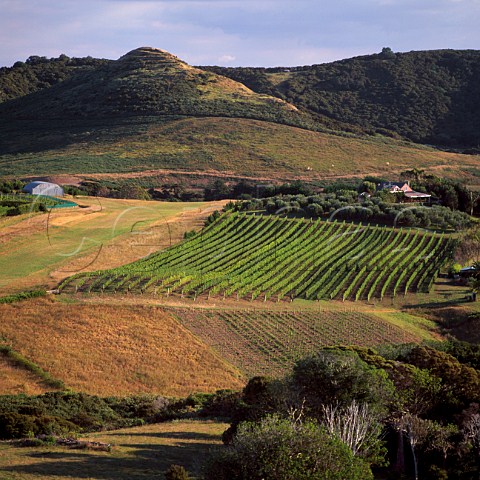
1, 440, 219, 478
110, 431, 221, 441
0, 118, 151, 155
402, 298, 471, 310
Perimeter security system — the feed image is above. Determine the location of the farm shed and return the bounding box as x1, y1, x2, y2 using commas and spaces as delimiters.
23, 181, 64, 197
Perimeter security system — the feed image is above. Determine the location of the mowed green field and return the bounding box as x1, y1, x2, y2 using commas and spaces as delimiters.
0, 197, 223, 294
62, 213, 455, 302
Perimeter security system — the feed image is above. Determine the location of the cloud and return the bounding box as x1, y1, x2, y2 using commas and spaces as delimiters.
0, 0, 478, 67
218, 54, 236, 63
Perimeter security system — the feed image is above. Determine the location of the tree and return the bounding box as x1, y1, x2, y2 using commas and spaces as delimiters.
393, 413, 434, 480
404, 346, 480, 417
463, 410, 480, 465
204, 179, 230, 200
428, 422, 458, 467
291, 349, 394, 416
359, 181, 376, 195
380, 47, 396, 59
322, 401, 387, 465
204, 415, 373, 480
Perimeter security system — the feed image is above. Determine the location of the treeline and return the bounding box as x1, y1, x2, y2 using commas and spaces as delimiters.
222, 173, 476, 230
0, 54, 110, 103
235, 192, 472, 230
205, 342, 480, 479
0, 389, 235, 440
202, 49, 480, 148
204, 179, 313, 201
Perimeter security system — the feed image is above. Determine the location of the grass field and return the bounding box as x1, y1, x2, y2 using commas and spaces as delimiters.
0, 197, 225, 294
0, 117, 478, 185
0, 291, 442, 395
0, 356, 49, 396
0, 419, 227, 479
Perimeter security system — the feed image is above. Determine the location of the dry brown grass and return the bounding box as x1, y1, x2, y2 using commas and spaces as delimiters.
0, 419, 227, 479
0, 356, 49, 395
0, 298, 244, 396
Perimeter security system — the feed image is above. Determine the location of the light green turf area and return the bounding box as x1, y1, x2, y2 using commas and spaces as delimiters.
0, 197, 214, 293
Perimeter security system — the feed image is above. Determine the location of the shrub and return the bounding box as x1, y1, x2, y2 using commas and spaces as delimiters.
0, 413, 78, 439
164, 464, 191, 480
204, 415, 373, 480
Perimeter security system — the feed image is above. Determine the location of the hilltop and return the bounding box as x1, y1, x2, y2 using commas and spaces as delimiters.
0, 47, 478, 185
0, 47, 317, 128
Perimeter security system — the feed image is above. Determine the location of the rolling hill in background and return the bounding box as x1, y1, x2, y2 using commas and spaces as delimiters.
203, 49, 480, 149
0, 47, 479, 184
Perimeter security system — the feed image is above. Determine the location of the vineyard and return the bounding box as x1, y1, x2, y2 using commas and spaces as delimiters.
169, 307, 428, 377
60, 213, 456, 302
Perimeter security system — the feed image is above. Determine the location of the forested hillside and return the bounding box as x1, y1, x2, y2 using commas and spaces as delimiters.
203, 49, 480, 148
2, 48, 479, 148
0, 54, 110, 103
0, 47, 316, 130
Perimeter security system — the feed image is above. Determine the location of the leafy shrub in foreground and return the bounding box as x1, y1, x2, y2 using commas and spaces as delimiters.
204, 415, 373, 480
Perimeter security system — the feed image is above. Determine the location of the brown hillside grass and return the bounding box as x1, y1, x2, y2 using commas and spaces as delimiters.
0, 298, 244, 396
0, 356, 50, 395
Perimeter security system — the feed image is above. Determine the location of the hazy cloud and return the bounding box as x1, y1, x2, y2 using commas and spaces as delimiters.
0, 0, 478, 67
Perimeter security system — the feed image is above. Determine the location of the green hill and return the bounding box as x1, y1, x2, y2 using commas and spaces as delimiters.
203, 49, 480, 148
0, 47, 316, 129
1, 116, 477, 181
0, 47, 478, 183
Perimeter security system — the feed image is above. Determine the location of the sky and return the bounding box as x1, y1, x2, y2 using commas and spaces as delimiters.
1, 0, 479, 68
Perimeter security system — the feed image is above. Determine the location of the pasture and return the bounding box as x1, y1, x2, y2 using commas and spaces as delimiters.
0, 419, 227, 479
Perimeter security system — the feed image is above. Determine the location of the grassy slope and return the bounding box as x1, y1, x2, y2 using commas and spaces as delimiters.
0, 298, 244, 396
0, 197, 225, 294
0, 117, 478, 183
0, 294, 440, 396
0, 356, 50, 395
0, 419, 226, 479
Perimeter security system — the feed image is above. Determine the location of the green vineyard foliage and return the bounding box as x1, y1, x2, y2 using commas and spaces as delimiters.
61, 213, 456, 301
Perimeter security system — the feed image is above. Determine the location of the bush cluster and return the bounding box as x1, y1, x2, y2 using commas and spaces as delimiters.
208, 343, 480, 479
238, 191, 472, 230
